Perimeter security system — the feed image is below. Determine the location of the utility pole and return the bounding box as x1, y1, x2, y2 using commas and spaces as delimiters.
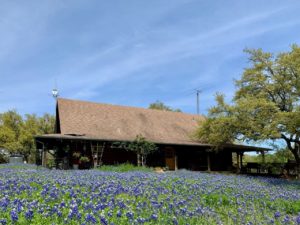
196, 89, 201, 115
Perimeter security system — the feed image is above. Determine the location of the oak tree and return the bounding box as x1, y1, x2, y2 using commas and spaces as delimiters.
197, 45, 300, 178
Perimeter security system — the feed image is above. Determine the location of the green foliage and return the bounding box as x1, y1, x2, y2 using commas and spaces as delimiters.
113, 135, 158, 166
79, 156, 90, 163
196, 44, 300, 177
96, 163, 153, 172
244, 149, 294, 164
0, 148, 9, 163
0, 110, 55, 163
46, 158, 55, 168
149, 100, 181, 112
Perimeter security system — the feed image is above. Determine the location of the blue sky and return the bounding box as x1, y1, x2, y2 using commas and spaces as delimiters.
1, 0, 300, 116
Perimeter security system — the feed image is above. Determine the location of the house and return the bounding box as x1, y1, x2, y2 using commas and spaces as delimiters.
35, 98, 267, 171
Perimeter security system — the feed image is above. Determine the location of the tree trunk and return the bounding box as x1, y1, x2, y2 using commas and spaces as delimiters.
282, 137, 300, 179
24, 154, 29, 164
141, 155, 145, 167
291, 145, 300, 179
295, 157, 300, 180
296, 164, 300, 180
137, 153, 141, 167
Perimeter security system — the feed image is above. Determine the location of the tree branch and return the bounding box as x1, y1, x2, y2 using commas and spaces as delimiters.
281, 133, 293, 151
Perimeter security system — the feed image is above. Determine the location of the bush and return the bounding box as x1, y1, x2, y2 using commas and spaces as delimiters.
96, 163, 153, 172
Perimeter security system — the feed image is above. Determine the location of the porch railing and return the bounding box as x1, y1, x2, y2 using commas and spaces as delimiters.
244, 161, 297, 176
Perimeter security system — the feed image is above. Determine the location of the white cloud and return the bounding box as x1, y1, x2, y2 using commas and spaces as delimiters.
0, 1, 299, 115
57, 5, 298, 100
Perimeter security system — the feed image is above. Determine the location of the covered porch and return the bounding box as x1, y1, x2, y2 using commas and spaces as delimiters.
35, 134, 269, 173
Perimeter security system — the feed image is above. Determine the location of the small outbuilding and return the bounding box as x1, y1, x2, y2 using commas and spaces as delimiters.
35, 98, 267, 171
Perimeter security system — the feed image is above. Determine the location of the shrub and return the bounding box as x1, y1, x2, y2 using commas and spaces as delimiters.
96, 163, 153, 172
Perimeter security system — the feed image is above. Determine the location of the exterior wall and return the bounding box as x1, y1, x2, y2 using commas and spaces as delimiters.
177, 148, 208, 171
174, 146, 233, 171
101, 145, 136, 165
210, 151, 233, 171
36, 137, 234, 171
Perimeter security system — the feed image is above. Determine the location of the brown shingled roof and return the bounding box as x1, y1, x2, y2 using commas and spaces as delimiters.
56, 98, 205, 145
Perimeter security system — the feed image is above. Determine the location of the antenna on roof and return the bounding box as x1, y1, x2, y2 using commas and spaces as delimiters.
52, 79, 59, 99
52, 88, 59, 99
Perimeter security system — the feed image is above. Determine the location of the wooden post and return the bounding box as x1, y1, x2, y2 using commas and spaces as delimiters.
174, 152, 178, 171
240, 152, 244, 173
207, 152, 211, 172
41, 149, 44, 167
236, 152, 240, 173
98, 142, 105, 166
261, 151, 265, 164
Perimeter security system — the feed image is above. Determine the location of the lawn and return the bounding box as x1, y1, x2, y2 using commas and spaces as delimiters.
0, 164, 299, 225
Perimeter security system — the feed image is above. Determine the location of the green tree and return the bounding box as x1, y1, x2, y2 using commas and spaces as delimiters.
0, 111, 55, 163
113, 135, 158, 166
244, 149, 294, 164
0, 148, 9, 163
197, 44, 300, 178
19, 114, 40, 162
0, 110, 24, 155
149, 101, 181, 112
38, 113, 55, 134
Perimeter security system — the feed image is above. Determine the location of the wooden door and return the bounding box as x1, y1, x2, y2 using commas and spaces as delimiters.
165, 147, 175, 170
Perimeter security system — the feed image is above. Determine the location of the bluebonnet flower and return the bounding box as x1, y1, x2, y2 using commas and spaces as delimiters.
57, 211, 62, 217
116, 210, 122, 218
151, 213, 158, 220
100, 216, 108, 225
107, 211, 112, 217
282, 215, 290, 223
59, 201, 65, 208
0, 197, 9, 210
296, 215, 300, 224
137, 217, 146, 223
25, 209, 34, 220
274, 211, 280, 219
0, 219, 7, 225
1, 164, 300, 225
172, 216, 178, 225
126, 211, 134, 220
10, 209, 18, 222
85, 213, 97, 224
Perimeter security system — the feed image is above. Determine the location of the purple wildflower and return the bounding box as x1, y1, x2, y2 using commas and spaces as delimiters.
10, 210, 18, 222
274, 211, 280, 219
85, 213, 97, 224
25, 209, 34, 220
296, 215, 300, 224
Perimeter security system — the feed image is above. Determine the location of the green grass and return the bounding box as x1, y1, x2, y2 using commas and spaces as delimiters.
95, 163, 153, 172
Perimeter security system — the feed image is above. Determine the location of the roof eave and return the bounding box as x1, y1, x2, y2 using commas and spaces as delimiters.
35, 134, 270, 151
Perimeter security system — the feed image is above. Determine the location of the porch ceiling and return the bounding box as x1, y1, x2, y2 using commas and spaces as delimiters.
35, 134, 270, 153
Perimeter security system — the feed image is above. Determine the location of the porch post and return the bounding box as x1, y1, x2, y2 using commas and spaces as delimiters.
174, 151, 178, 171
35, 140, 45, 166
240, 152, 244, 172
43, 150, 47, 167
236, 152, 240, 173
207, 152, 211, 172
261, 151, 265, 164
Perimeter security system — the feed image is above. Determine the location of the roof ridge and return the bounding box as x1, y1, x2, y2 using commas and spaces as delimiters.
57, 97, 204, 118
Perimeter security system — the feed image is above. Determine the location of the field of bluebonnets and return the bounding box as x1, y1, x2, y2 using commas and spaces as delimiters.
0, 164, 300, 225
